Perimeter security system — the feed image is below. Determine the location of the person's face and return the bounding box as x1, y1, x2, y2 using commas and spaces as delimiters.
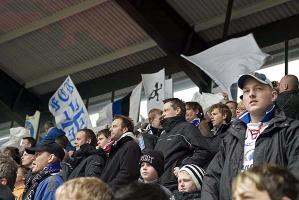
20, 139, 31, 152
32, 151, 52, 173
185, 106, 198, 122
233, 177, 271, 200
109, 118, 127, 142
210, 108, 226, 128
15, 167, 25, 184
226, 102, 237, 118
74, 131, 89, 150
97, 134, 109, 148
163, 102, 180, 119
178, 171, 197, 193
151, 114, 162, 129
236, 102, 247, 118
21, 151, 35, 168
242, 79, 277, 117
140, 162, 159, 183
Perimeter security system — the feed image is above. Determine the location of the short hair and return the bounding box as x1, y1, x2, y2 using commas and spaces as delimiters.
78, 129, 97, 147
163, 98, 186, 117
232, 165, 299, 200
0, 154, 18, 190
209, 103, 232, 123
3, 146, 21, 165
22, 137, 36, 147
225, 101, 238, 109
148, 109, 163, 124
113, 115, 134, 133
97, 128, 111, 139
285, 74, 299, 90
186, 102, 204, 120
55, 135, 69, 149
55, 177, 113, 200
113, 181, 169, 200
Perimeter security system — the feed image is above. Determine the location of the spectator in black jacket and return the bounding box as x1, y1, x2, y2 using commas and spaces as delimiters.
61, 128, 106, 181
100, 115, 141, 190
201, 72, 299, 200
155, 98, 210, 191
276, 74, 299, 120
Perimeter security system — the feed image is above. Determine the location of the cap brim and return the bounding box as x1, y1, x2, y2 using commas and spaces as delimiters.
237, 74, 270, 89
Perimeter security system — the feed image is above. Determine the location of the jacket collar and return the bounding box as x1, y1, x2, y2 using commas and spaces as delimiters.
161, 116, 185, 132
239, 105, 276, 124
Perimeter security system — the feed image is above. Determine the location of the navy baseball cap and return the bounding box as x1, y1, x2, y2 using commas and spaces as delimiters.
238, 72, 273, 89
25, 142, 65, 161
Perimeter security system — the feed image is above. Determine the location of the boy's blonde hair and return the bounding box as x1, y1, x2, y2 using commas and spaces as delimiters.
55, 177, 113, 200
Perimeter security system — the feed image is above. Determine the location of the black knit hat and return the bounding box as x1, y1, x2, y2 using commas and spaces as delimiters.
140, 150, 164, 177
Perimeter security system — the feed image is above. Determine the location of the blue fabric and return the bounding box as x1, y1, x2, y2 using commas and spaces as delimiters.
112, 99, 122, 116
191, 118, 201, 127
239, 105, 276, 124
34, 174, 63, 200
39, 127, 75, 152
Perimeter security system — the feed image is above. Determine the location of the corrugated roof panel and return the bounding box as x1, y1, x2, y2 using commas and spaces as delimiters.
199, 0, 299, 41
0, 0, 85, 35
0, 1, 150, 84
30, 46, 166, 95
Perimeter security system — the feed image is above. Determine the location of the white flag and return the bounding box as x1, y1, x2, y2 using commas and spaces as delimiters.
142, 69, 165, 113
48, 76, 92, 145
165, 78, 173, 99
129, 82, 143, 124
96, 103, 113, 128
182, 33, 269, 98
191, 92, 224, 113
25, 111, 40, 139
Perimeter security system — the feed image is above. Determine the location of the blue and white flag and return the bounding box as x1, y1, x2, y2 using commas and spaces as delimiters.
142, 69, 165, 113
182, 33, 269, 98
49, 76, 92, 145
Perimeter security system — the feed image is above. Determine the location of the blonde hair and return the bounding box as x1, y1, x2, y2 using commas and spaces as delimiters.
55, 177, 113, 200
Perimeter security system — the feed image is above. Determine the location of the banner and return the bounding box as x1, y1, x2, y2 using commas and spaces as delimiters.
129, 82, 143, 124
25, 111, 40, 139
165, 78, 173, 99
182, 33, 269, 98
142, 69, 165, 112
49, 76, 92, 145
96, 103, 113, 128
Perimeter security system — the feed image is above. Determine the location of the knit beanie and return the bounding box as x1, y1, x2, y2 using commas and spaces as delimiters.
140, 150, 164, 177
179, 164, 205, 190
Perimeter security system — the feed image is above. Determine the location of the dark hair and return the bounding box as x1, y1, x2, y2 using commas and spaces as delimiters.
163, 98, 186, 117
22, 137, 36, 147
113, 115, 134, 133
0, 154, 18, 190
44, 121, 55, 130
113, 181, 169, 200
209, 103, 232, 123
233, 165, 299, 200
55, 135, 69, 149
3, 147, 21, 165
97, 128, 111, 139
78, 129, 97, 147
186, 101, 204, 120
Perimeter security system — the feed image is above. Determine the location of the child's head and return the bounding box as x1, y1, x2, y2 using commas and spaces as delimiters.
55, 177, 113, 200
139, 150, 164, 183
178, 164, 205, 193
232, 165, 299, 200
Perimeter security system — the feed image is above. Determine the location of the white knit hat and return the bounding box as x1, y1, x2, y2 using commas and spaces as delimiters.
179, 164, 205, 190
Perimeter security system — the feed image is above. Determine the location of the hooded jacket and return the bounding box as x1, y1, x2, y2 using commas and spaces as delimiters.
276, 89, 299, 120
154, 116, 210, 191
201, 109, 299, 200
101, 133, 141, 190
61, 143, 106, 181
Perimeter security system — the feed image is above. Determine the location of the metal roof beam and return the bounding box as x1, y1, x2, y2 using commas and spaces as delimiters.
0, 0, 108, 44
25, 40, 157, 88
116, 0, 211, 91
194, 0, 292, 32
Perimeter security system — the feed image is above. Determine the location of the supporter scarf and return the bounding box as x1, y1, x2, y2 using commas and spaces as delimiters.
23, 162, 61, 200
